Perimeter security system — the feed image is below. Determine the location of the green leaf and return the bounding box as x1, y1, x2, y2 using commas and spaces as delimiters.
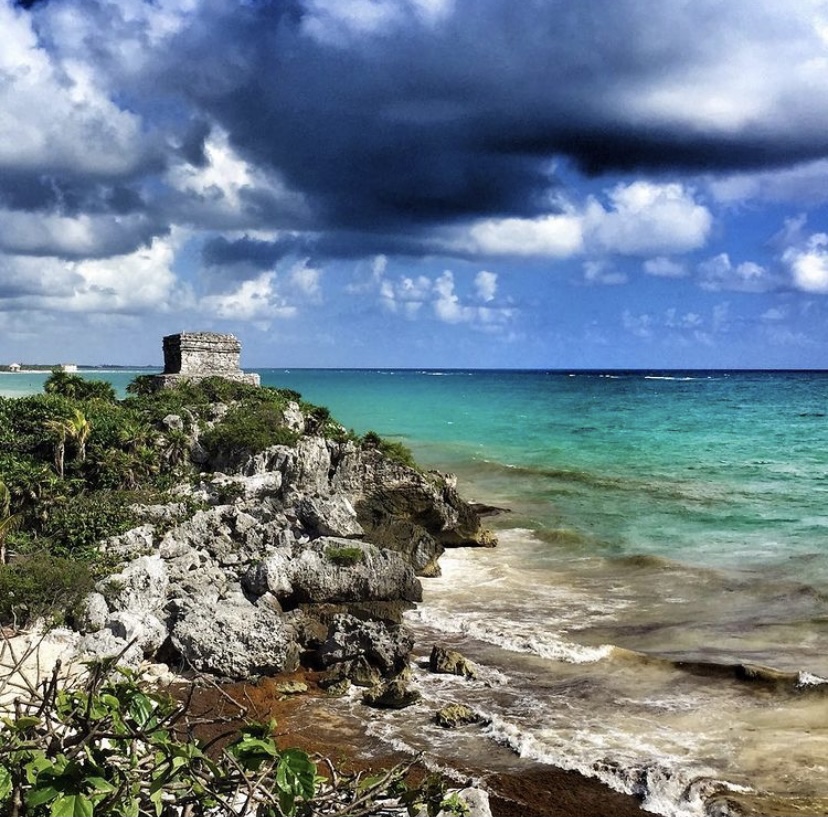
51, 793, 94, 817
85, 776, 116, 794
26, 784, 60, 808
0, 765, 12, 802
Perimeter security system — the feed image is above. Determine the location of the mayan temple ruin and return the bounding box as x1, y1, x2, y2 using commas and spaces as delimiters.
153, 332, 260, 389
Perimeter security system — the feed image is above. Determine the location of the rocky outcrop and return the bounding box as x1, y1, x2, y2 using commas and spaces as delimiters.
435, 703, 482, 728
71, 405, 491, 684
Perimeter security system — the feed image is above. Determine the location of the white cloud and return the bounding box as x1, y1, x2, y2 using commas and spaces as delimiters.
474, 270, 498, 301
0, 3, 149, 177
0, 234, 185, 314
583, 260, 628, 286
643, 257, 687, 278
0, 209, 155, 259
458, 213, 584, 257
166, 128, 307, 227
200, 271, 297, 323
783, 233, 828, 294
698, 253, 778, 292
586, 182, 712, 256
288, 259, 323, 302
452, 181, 710, 260
708, 159, 828, 205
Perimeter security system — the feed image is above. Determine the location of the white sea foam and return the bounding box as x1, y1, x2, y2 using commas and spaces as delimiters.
481, 713, 736, 817
408, 606, 613, 664
797, 670, 828, 687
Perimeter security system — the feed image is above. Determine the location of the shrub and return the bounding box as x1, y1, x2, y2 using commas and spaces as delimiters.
0, 554, 94, 626
40, 491, 137, 558
325, 545, 364, 566
200, 403, 300, 464
44, 371, 117, 403
0, 661, 466, 817
362, 431, 417, 469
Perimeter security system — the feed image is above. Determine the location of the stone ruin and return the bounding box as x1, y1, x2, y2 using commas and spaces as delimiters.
152, 332, 260, 389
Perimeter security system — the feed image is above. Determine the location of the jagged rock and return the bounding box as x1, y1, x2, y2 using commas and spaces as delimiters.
362, 677, 421, 709
170, 595, 299, 678
77, 630, 143, 668
106, 611, 167, 655
429, 645, 478, 679
99, 555, 169, 615
325, 679, 351, 696
434, 703, 481, 728
77, 592, 109, 634
435, 788, 492, 817
246, 539, 421, 606
280, 402, 306, 433
162, 414, 184, 432
295, 495, 364, 539
99, 524, 156, 559
318, 614, 413, 676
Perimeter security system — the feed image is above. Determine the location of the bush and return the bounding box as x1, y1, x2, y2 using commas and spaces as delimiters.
0, 554, 94, 626
44, 371, 117, 403
200, 403, 300, 463
362, 431, 417, 469
40, 491, 137, 557
0, 662, 466, 817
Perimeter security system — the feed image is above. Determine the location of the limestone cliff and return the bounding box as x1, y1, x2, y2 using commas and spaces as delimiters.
76, 401, 494, 683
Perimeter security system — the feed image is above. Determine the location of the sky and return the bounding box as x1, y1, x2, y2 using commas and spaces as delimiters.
3, 0, 828, 369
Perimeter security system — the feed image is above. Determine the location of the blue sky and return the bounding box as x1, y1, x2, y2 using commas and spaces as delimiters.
3, 0, 828, 368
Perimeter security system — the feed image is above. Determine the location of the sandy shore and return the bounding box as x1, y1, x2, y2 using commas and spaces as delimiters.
183, 669, 649, 817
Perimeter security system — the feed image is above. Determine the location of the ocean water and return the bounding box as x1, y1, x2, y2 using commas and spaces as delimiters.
3, 368, 828, 814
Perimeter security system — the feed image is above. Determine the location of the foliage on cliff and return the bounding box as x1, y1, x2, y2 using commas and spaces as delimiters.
0, 372, 414, 627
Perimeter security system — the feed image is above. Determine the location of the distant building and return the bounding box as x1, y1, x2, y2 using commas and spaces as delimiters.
60, 364, 78, 373
8, 363, 20, 372
153, 332, 260, 389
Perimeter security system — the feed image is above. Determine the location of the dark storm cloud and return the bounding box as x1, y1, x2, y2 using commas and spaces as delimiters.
17, 0, 828, 263
134, 0, 828, 238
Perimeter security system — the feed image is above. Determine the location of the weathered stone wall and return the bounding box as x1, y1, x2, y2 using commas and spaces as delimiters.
155, 332, 260, 388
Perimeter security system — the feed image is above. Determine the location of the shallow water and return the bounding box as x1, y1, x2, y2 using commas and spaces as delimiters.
4, 368, 828, 814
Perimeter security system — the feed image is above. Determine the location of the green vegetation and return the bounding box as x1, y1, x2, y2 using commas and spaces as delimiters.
0, 656, 466, 817
361, 431, 417, 469
0, 375, 352, 627
325, 544, 364, 566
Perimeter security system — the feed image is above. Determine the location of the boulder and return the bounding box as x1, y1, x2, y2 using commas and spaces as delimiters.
77, 592, 109, 634
77, 630, 143, 668
362, 677, 421, 709
294, 495, 364, 539
429, 645, 478, 679
170, 595, 299, 678
246, 539, 421, 606
318, 614, 413, 676
106, 611, 168, 656
99, 555, 168, 615
434, 703, 482, 729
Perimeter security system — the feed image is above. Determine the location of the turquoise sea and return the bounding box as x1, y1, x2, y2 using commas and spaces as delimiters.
3, 368, 828, 815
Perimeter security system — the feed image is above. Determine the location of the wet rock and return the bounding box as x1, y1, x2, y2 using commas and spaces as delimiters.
429, 645, 478, 679
434, 703, 482, 729
362, 677, 421, 709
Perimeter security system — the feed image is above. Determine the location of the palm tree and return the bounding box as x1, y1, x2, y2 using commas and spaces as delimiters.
66, 409, 92, 463
0, 480, 21, 565
44, 418, 69, 478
